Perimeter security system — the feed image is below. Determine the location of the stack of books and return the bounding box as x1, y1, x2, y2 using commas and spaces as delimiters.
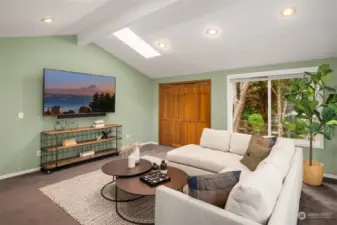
93, 120, 105, 128
80, 150, 95, 157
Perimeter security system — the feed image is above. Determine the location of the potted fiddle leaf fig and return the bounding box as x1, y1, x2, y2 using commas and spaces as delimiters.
285, 64, 337, 186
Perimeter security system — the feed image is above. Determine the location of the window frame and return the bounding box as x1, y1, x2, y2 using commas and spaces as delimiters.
226, 66, 324, 149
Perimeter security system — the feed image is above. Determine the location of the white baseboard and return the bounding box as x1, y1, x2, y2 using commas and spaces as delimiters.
0, 167, 40, 181
139, 141, 158, 146
324, 173, 337, 180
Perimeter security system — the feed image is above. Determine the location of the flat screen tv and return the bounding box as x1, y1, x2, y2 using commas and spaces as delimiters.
43, 69, 116, 117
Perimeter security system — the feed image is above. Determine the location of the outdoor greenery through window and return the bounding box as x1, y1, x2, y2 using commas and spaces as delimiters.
228, 68, 324, 148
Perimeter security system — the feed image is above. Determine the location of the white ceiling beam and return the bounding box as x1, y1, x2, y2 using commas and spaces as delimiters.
77, 0, 182, 45
134, 0, 242, 35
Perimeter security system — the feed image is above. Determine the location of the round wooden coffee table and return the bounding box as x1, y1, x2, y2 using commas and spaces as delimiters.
101, 158, 152, 202
115, 167, 188, 225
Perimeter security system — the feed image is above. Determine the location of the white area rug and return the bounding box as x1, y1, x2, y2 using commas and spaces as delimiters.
39, 170, 154, 225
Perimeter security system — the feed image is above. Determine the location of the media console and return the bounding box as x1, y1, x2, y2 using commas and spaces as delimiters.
40, 124, 122, 173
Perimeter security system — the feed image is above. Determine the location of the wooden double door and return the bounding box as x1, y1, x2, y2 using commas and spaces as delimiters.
159, 80, 211, 147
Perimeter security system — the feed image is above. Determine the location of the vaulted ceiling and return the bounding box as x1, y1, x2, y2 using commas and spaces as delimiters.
1, 0, 336, 78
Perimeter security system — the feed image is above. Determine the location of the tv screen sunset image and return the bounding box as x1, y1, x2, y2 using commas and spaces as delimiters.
44, 70, 116, 115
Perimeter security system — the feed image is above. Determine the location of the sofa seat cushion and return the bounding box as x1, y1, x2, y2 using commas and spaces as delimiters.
200, 128, 231, 152
168, 162, 216, 176
167, 144, 245, 173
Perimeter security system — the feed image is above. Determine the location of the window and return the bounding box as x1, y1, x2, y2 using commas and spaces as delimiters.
227, 67, 324, 149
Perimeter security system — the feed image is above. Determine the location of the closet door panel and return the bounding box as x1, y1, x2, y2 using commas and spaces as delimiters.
183, 85, 197, 122
183, 122, 197, 145
171, 121, 183, 147
171, 85, 184, 147
159, 86, 172, 145
195, 83, 211, 143
159, 120, 172, 145
182, 84, 197, 145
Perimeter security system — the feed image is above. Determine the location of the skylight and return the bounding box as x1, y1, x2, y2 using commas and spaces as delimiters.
113, 28, 161, 59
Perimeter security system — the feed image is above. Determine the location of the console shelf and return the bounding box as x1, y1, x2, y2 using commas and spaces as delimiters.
40, 124, 122, 173
42, 137, 122, 152
41, 124, 121, 135
42, 149, 118, 169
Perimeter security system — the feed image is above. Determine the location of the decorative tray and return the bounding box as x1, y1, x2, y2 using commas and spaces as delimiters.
139, 171, 171, 187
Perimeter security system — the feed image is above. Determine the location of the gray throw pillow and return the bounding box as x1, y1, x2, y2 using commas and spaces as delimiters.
187, 171, 241, 208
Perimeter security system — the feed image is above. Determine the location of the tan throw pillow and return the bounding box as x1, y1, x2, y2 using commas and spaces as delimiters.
240, 135, 277, 171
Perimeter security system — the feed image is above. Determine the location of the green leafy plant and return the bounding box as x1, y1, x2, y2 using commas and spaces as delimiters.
248, 113, 265, 133
285, 64, 337, 166
285, 115, 309, 138
242, 106, 259, 121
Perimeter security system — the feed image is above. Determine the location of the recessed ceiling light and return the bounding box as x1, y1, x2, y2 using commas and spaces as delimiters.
206, 28, 218, 36
113, 28, 160, 59
157, 41, 167, 49
41, 17, 54, 23
281, 8, 296, 17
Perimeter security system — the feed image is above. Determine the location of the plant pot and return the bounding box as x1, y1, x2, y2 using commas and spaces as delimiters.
303, 160, 324, 186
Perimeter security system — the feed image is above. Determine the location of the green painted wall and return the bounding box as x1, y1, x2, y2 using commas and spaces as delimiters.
153, 58, 337, 175
0, 36, 154, 176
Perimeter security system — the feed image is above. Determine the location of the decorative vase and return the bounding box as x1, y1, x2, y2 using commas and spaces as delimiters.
128, 155, 136, 168
160, 160, 168, 174
152, 163, 159, 171
134, 146, 140, 164
129, 146, 140, 164
303, 160, 324, 186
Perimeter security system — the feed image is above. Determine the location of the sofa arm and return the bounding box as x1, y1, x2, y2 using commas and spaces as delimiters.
155, 186, 260, 225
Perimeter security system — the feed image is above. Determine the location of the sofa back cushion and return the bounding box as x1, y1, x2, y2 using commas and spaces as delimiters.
225, 163, 283, 224
258, 137, 296, 179
229, 132, 252, 155
200, 128, 231, 152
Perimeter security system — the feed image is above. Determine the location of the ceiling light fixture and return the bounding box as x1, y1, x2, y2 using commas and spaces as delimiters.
157, 41, 167, 49
206, 28, 218, 36
281, 8, 296, 17
41, 17, 54, 23
113, 28, 161, 59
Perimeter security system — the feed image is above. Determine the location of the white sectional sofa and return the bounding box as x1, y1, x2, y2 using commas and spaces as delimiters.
155, 128, 303, 225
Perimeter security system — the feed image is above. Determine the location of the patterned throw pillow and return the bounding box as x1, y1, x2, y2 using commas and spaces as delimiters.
240, 135, 277, 171
187, 171, 241, 208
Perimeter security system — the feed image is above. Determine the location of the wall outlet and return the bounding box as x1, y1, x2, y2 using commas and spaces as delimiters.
36, 150, 41, 157
18, 112, 24, 119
